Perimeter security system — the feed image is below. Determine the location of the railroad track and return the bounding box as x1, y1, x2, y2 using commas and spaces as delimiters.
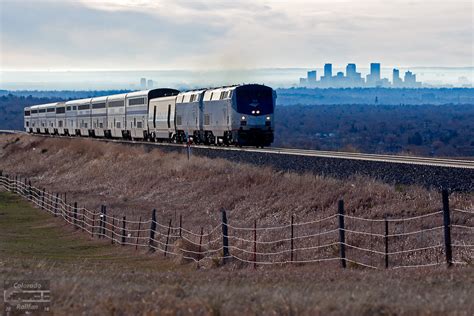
2, 130, 474, 169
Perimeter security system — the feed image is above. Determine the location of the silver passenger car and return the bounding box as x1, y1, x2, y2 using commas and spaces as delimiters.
91, 96, 108, 137
55, 103, 67, 135
65, 98, 92, 136
24, 107, 31, 132
29, 105, 40, 133
148, 95, 177, 140
64, 102, 77, 136
126, 89, 179, 140
175, 89, 205, 143
106, 93, 127, 138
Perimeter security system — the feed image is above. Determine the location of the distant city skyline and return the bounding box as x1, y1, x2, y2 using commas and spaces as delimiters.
299, 63, 423, 88
0, 0, 472, 71
1, 66, 471, 91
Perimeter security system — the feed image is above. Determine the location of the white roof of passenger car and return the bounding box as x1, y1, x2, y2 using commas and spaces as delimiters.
91, 96, 108, 103
107, 93, 128, 101
65, 98, 91, 106
34, 102, 64, 110
126, 90, 150, 99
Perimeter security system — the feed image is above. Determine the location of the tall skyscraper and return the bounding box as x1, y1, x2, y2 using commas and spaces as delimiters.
392, 68, 402, 87
403, 71, 421, 87
370, 63, 381, 81
366, 63, 381, 86
324, 64, 333, 78
346, 64, 357, 77
147, 79, 154, 89
307, 70, 317, 83
344, 63, 363, 87
140, 78, 147, 90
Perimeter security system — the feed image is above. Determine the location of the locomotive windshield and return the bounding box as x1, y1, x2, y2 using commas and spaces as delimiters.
234, 85, 274, 115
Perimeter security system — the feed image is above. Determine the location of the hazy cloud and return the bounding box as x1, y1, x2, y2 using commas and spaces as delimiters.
0, 0, 472, 70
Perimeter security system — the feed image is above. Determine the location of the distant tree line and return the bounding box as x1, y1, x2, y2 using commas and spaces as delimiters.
1, 90, 473, 157
274, 103, 474, 157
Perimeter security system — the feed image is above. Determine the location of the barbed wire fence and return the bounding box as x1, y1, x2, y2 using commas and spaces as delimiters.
0, 171, 472, 269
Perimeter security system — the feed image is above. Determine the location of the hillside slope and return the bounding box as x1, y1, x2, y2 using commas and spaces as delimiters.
0, 134, 472, 266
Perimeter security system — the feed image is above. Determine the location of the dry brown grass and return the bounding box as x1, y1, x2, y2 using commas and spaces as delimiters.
1, 191, 473, 316
0, 134, 473, 267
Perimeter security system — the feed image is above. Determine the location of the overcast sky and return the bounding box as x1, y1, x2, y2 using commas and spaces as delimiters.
1, 0, 472, 71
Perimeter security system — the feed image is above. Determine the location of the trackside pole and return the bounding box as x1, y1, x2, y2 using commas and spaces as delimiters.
442, 190, 453, 267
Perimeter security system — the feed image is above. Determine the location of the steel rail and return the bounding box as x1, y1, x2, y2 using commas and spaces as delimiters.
2, 130, 474, 169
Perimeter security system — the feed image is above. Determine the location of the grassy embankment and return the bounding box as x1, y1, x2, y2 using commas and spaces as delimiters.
1, 143, 474, 314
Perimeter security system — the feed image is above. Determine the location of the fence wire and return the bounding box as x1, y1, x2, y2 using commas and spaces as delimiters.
0, 174, 472, 269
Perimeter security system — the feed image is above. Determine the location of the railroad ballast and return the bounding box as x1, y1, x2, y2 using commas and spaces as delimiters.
24, 84, 276, 147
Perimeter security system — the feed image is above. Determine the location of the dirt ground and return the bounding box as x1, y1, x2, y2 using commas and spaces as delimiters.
1, 192, 473, 315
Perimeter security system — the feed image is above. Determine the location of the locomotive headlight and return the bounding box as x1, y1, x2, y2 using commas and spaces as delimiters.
251, 110, 255, 114
241, 116, 246, 120
266, 116, 271, 120
256, 110, 260, 114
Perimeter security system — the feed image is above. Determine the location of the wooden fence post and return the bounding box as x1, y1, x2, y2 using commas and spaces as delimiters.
384, 216, 389, 269
135, 216, 142, 250
54, 193, 59, 217
198, 227, 204, 257
179, 215, 182, 237
81, 208, 85, 232
121, 216, 126, 246
5, 174, 9, 191
254, 219, 257, 269
149, 209, 157, 252
92, 213, 95, 238
221, 209, 230, 264
98, 206, 104, 239
41, 188, 45, 210
28, 180, 32, 200
338, 200, 346, 268
290, 215, 294, 263
164, 219, 172, 257
102, 205, 107, 238
23, 178, 27, 197
73, 202, 78, 228
442, 190, 453, 267
111, 216, 116, 244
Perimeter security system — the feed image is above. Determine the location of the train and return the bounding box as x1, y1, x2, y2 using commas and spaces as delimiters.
23, 84, 276, 147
